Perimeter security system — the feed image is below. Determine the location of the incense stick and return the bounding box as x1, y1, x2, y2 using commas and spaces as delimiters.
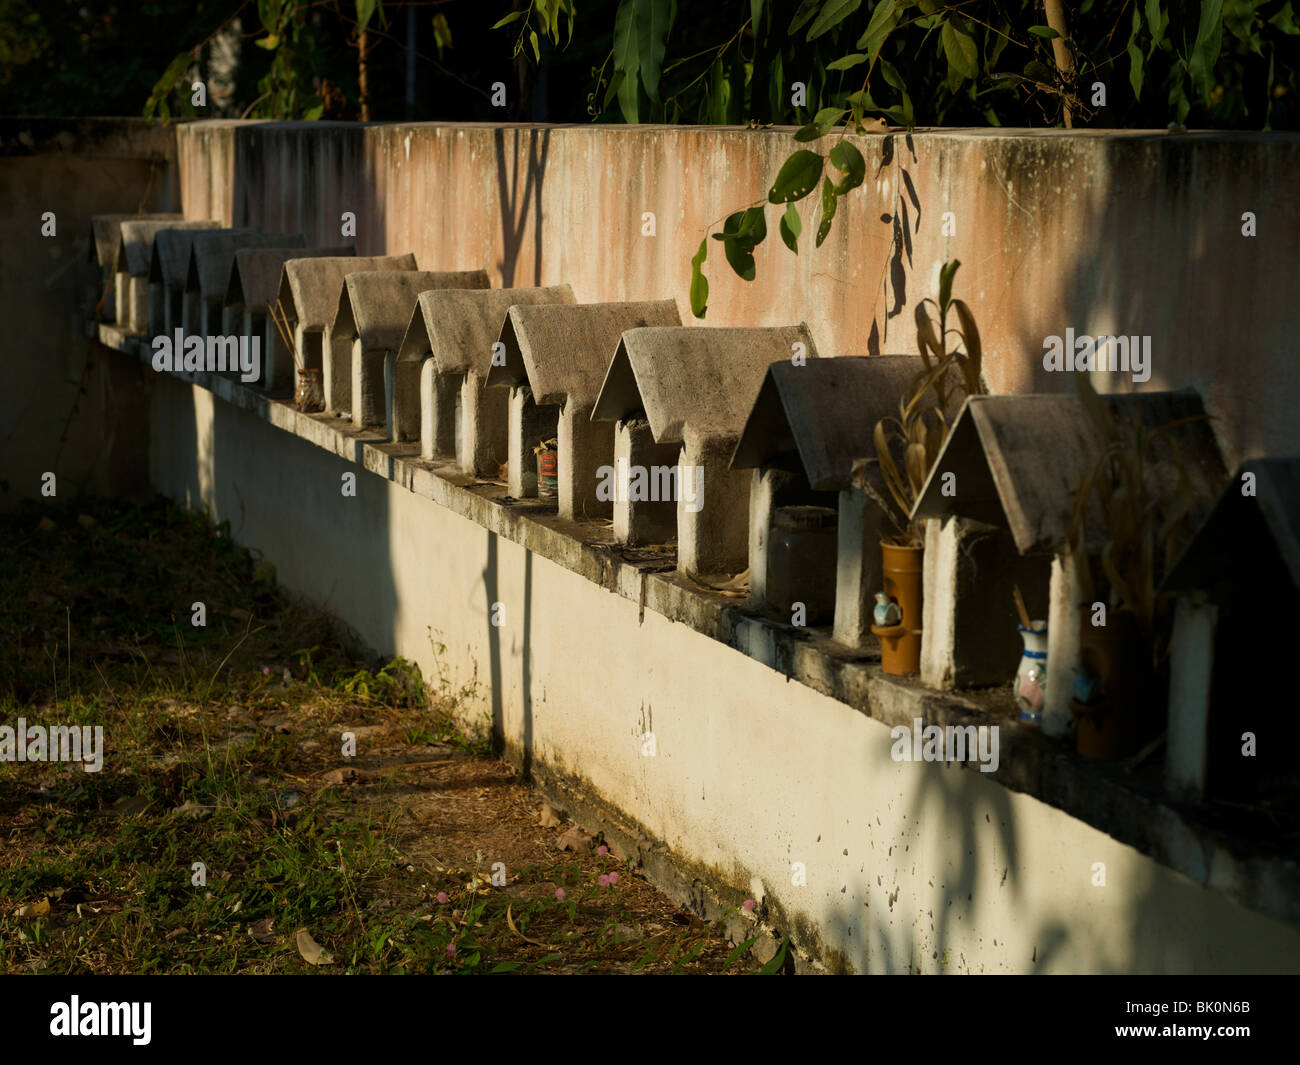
1012, 584, 1031, 628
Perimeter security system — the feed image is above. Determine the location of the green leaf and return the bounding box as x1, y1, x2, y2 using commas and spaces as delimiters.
255, 33, 280, 50
636, 0, 675, 102
878, 58, 913, 124
356, 0, 378, 33
1271, 1, 1300, 34
751, 0, 766, 35
1024, 59, 1055, 84
715, 206, 766, 282
530, 28, 540, 61
1028, 25, 1061, 39
828, 140, 865, 193
789, 0, 821, 35
767, 149, 824, 203
795, 106, 845, 140
941, 20, 979, 80
613, 0, 641, 122
826, 53, 869, 71
432, 13, 453, 56
1187, 0, 1224, 104
816, 176, 837, 246
1145, 0, 1168, 47
302, 103, 324, 121
488, 961, 523, 973
257, 0, 282, 30
1127, 8, 1145, 99
938, 259, 960, 311
759, 936, 789, 974
690, 238, 709, 318
856, 0, 900, 60
492, 10, 526, 29
780, 202, 801, 252
807, 0, 863, 41
724, 934, 762, 969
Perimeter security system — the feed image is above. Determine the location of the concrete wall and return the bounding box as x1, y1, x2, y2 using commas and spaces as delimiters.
13, 119, 1300, 972
147, 368, 1300, 973
177, 122, 1300, 468
0, 119, 177, 510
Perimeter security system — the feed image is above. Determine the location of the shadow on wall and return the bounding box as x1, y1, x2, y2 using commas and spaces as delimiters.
1011, 133, 1300, 469
205, 122, 546, 767
495, 126, 550, 288
184, 122, 403, 679
815, 735, 1289, 973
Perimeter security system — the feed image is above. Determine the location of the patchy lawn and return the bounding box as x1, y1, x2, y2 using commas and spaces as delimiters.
0, 497, 775, 974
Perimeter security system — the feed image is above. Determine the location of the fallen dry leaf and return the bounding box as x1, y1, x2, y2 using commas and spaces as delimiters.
107, 795, 150, 818
320, 767, 363, 786
555, 825, 593, 853
14, 898, 51, 919
296, 928, 334, 966
248, 918, 277, 944
171, 800, 212, 821
505, 905, 547, 947
539, 803, 563, 828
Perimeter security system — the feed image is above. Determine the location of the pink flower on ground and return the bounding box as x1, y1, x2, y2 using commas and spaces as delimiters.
598, 874, 610, 887
596, 845, 608, 856
555, 888, 566, 901
607, 872, 619, 885
446, 943, 456, 956
261, 666, 270, 675
742, 898, 756, 913
436, 891, 449, 904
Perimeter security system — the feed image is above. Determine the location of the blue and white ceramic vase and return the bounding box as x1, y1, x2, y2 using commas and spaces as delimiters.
1015, 620, 1048, 724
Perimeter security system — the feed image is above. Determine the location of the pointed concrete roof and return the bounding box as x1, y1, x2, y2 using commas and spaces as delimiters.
276, 254, 417, 333
330, 270, 491, 351
396, 286, 575, 374
591, 325, 819, 444
90, 213, 181, 267
487, 299, 681, 409
186, 231, 305, 302
226, 246, 355, 313
912, 391, 1227, 556
116, 219, 217, 277
152, 226, 248, 290
1162, 458, 1300, 595
731, 355, 929, 491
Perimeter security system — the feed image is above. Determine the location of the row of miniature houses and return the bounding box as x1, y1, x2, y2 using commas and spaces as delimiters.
88, 215, 1300, 808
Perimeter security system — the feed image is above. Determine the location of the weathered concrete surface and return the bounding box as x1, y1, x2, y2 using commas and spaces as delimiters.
915, 392, 1228, 556
121, 219, 218, 334
733, 355, 923, 489
328, 269, 490, 423
0, 118, 177, 510
396, 286, 575, 477
135, 332, 1300, 972
490, 299, 682, 407
595, 325, 819, 444
227, 245, 355, 315
90, 212, 180, 322
176, 121, 1300, 468
279, 253, 417, 334
188, 230, 304, 333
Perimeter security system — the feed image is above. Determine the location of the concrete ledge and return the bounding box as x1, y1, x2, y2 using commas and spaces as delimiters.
98, 319, 1300, 936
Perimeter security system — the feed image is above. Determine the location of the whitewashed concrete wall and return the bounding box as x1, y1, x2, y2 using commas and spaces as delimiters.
150, 371, 1300, 973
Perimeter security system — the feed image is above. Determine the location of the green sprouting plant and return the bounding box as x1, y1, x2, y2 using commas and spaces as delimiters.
492, 0, 577, 63
861, 260, 986, 546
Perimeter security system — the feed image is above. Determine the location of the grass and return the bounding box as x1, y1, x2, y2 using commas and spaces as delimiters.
0, 496, 770, 974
